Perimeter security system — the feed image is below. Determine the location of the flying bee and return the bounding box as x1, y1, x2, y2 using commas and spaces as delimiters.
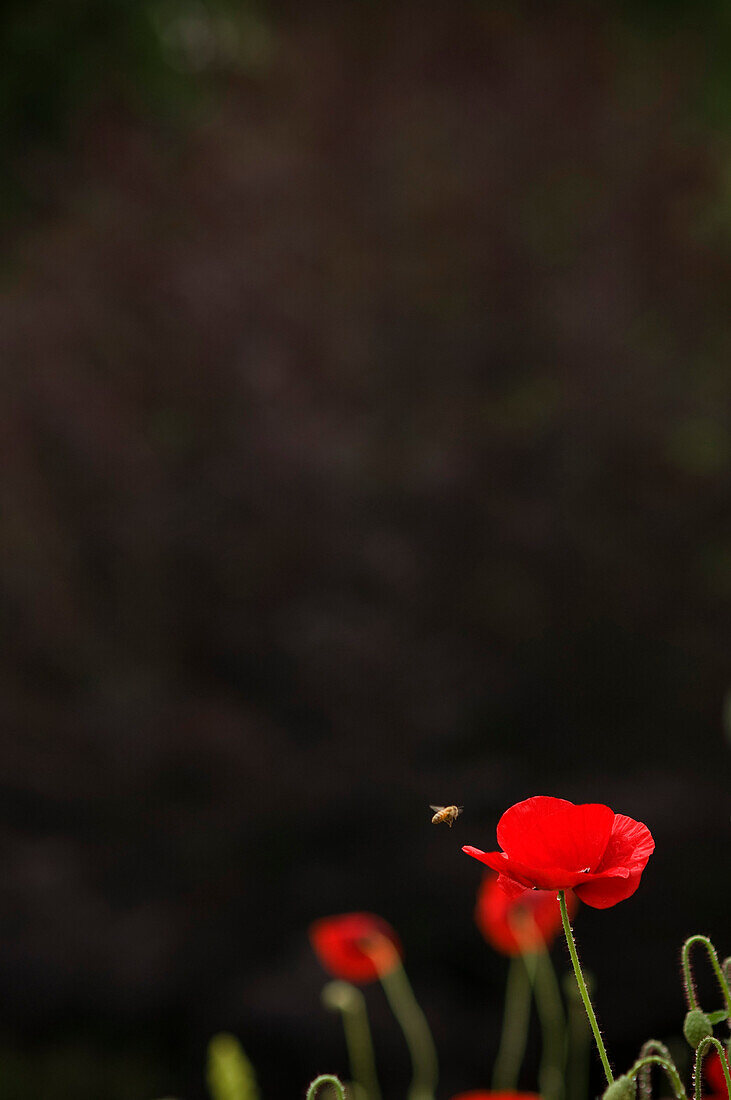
430, 804, 463, 828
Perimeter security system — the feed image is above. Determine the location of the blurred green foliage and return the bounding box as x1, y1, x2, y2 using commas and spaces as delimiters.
0, 1038, 163, 1100
0, 0, 270, 147
207, 1033, 260, 1100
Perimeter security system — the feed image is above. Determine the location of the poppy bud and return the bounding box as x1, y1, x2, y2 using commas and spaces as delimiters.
321, 980, 359, 1012
601, 1075, 635, 1100
683, 1008, 713, 1048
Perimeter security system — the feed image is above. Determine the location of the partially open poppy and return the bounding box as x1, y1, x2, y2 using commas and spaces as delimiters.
475, 871, 576, 955
463, 796, 654, 909
309, 912, 402, 984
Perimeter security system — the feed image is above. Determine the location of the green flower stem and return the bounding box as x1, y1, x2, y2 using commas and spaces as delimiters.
306, 1074, 346, 1100
321, 982, 382, 1100
637, 1040, 675, 1100
379, 958, 438, 1100
558, 889, 614, 1086
492, 955, 532, 1092
563, 972, 591, 1100
528, 947, 567, 1100
626, 1054, 687, 1099
681, 936, 731, 1016
694, 1037, 731, 1100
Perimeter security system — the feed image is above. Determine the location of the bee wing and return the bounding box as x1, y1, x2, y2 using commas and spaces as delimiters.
429, 805, 446, 812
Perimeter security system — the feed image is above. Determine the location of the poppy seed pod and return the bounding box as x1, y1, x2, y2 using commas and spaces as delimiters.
601, 1075, 636, 1100
683, 1008, 713, 1048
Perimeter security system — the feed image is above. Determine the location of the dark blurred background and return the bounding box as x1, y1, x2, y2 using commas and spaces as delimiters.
1, 1, 730, 1097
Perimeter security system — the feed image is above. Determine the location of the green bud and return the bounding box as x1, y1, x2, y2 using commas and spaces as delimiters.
683, 1008, 713, 1048
602, 1075, 636, 1100
321, 980, 359, 1012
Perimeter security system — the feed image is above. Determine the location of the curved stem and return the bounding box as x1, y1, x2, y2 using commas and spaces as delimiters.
322, 982, 381, 1100
558, 890, 614, 1086
681, 936, 731, 1016
307, 1075, 346, 1100
492, 955, 532, 1092
626, 1054, 686, 1100
637, 1040, 675, 1100
694, 1037, 731, 1100
379, 958, 438, 1100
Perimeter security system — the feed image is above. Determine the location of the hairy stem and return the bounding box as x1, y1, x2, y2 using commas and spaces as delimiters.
558, 890, 614, 1086
681, 936, 731, 1016
627, 1054, 686, 1100
306, 1074, 346, 1100
637, 1040, 675, 1100
694, 1037, 731, 1100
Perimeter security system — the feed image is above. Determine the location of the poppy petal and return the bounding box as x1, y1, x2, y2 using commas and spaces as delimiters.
573, 868, 644, 908
497, 798, 615, 873
594, 814, 655, 875
465, 798, 654, 908
464, 846, 601, 891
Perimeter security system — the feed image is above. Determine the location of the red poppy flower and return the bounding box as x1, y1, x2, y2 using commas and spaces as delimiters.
704, 1051, 731, 1100
309, 912, 402, 984
463, 796, 654, 909
475, 871, 577, 955
449, 1091, 541, 1100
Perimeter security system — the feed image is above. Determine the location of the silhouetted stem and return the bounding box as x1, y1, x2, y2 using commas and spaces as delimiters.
558, 890, 614, 1086
681, 937, 731, 1016
379, 958, 438, 1100
694, 1038, 731, 1100
307, 1074, 346, 1100
627, 1054, 686, 1099
492, 955, 532, 1092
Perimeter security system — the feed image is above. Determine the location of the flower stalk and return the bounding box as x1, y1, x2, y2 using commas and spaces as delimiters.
558, 889, 614, 1086
637, 1040, 676, 1100
306, 1074, 346, 1100
321, 981, 381, 1100
530, 944, 567, 1100
492, 955, 533, 1093
563, 971, 592, 1100
378, 956, 438, 1100
694, 1037, 731, 1100
681, 936, 731, 1018
626, 1054, 687, 1100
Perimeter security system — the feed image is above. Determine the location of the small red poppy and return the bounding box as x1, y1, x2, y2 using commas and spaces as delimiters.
449, 1091, 541, 1100
463, 796, 654, 909
309, 912, 402, 984
475, 871, 577, 955
704, 1051, 731, 1100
